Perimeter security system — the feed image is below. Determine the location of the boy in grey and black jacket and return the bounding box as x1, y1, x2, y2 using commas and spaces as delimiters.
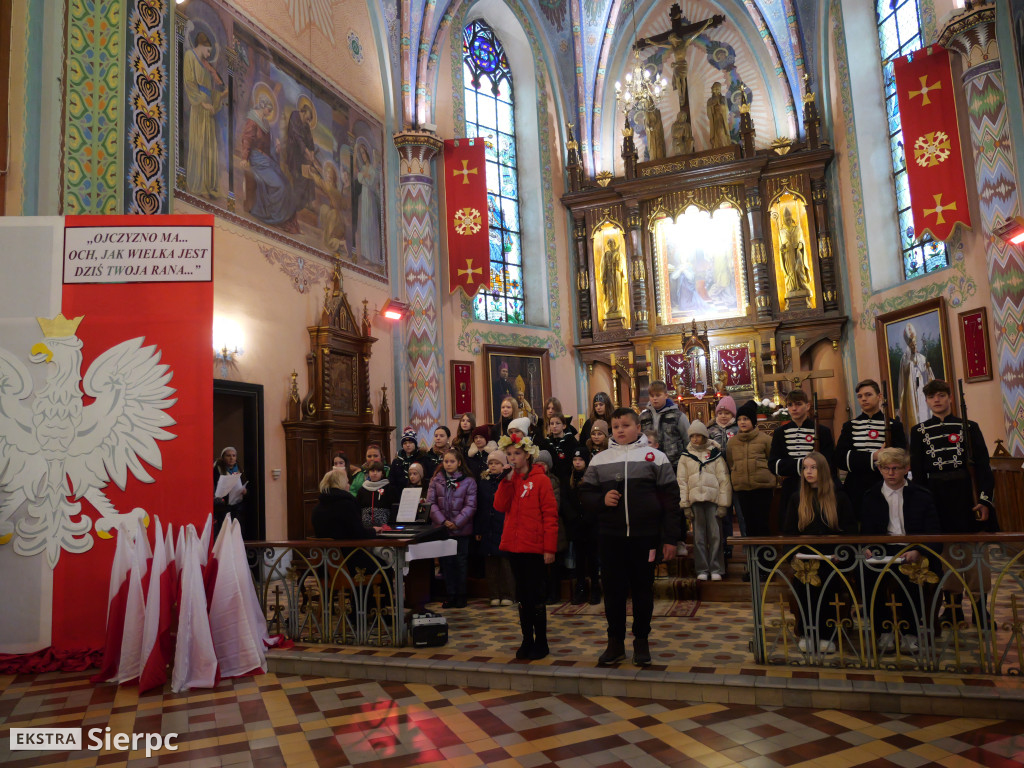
580, 408, 682, 668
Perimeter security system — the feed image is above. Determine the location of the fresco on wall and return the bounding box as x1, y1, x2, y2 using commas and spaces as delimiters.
174, 0, 388, 282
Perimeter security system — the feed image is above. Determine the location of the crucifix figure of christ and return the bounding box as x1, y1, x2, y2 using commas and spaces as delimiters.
635, 4, 725, 155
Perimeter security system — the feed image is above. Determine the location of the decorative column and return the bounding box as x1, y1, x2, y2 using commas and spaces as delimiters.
811, 176, 839, 312
573, 212, 593, 339
394, 130, 444, 444
745, 184, 773, 320
941, 5, 1024, 454
124, 0, 172, 214
626, 203, 649, 331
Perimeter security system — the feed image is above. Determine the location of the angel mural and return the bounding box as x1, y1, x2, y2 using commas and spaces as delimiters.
183, 27, 228, 198
0, 314, 176, 567
353, 139, 383, 267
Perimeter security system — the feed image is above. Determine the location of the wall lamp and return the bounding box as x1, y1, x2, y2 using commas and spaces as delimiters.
379, 298, 410, 321
213, 316, 245, 378
993, 216, 1024, 246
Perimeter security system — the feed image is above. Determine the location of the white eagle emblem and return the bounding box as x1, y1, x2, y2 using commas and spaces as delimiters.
0, 314, 177, 567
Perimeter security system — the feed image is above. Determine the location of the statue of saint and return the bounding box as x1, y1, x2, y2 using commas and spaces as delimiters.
671, 109, 694, 156
637, 6, 725, 153
601, 236, 626, 319
779, 207, 812, 299
706, 82, 732, 149
644, 107, 667, 161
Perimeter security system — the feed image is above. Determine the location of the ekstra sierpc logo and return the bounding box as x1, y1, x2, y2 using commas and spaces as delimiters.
10, 728, 178, 757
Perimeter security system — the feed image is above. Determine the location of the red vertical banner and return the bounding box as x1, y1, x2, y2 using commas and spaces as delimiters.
893, 47, 971, 241
443, 139, 490, 295
53, 214, 214, 651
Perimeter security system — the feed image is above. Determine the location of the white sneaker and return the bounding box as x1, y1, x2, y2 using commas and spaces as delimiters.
677, 542, 689, 557
798, 637, 809, 652
489, 598, 500, 607
500, 599, 514, 606
877, 632, 895, 653
901, 634, 920, 653
819, 640, 836, 654
710, 573, 723, 581
697, 572, 709, 581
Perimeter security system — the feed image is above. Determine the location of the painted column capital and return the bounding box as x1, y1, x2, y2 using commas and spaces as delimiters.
938, 3, 997, 75
393, 130, 444, 176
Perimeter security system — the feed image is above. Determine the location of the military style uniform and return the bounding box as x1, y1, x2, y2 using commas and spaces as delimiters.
835, 411, 906, 519
909, 414, 996, 534
768, 418, 835, 514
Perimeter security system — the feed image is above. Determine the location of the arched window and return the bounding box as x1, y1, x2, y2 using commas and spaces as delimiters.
463, 20, 524, 325
876, 0, 948, 279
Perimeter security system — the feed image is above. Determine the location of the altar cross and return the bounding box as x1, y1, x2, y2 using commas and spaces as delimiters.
763, 335, 834, 397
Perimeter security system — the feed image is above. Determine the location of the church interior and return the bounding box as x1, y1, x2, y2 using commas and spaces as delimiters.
3, 0, 1024, 765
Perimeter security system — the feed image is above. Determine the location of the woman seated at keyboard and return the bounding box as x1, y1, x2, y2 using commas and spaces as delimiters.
312, 469, 381, 539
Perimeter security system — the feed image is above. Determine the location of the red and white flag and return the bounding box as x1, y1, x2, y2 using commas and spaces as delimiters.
443, 139, 490, 295
114, 525, 149, 684
90, 524, 134, 683
171, 527, 218, 693
893, 46, 971, 241
139, 518, 174, 693
209, 519, 266, 678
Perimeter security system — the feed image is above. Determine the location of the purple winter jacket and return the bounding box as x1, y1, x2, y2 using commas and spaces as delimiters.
426, 470, 477, 536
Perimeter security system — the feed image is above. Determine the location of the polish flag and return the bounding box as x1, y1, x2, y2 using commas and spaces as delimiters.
114, 525, 150, 684
90, 523, 134, 683
209, 519, 266, 678
205, 513, 232, 608
171, 527, 218, 692
139, 518, 174, 693
199, 513, 213, 566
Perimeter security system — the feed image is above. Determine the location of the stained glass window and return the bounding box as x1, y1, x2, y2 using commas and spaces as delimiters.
463, 20, 524, 325
876, 0, 949, 279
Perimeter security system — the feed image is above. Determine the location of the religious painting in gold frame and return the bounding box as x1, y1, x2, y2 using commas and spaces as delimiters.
768, 192, 816, 310
592, 223, 631, 331
652, 204, 748, 325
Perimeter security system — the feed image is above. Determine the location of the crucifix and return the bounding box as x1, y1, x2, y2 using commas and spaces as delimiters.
763, 336, 834, 428
635, 4, 725, 154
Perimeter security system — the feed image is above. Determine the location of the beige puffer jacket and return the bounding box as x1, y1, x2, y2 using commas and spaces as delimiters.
725, 429, 776, 491
676, 439, 732, 512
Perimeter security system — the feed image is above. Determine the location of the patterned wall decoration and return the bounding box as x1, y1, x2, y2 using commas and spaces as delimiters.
259, 242, 334, 294
63, 0, 122, 214
450, 0, 568, 360
124, 0, 171, 215
943, 12, 1024, 455
829, 0, 976, 331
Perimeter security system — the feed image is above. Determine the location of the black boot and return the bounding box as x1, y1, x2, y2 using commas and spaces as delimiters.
515, 605, 534, 660
572, 580, 587, 605
589, 580, 602, 606
633, 637, 652, 666
597, 637, 626, 665
529, 606, 549, 660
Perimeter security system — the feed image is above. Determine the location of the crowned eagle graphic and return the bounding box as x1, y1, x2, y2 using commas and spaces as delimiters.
0, 314, 177, 567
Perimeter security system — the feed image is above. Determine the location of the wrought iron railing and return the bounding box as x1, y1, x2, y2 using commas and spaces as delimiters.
245, 541, 408, 646
744, 534, 1024, 674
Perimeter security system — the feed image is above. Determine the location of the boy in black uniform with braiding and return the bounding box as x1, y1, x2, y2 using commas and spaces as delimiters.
909, 379, 996, 626
835, 379, 906, 521
769, 388, 835, 518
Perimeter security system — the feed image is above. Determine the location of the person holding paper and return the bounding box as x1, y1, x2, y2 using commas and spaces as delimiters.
782, 452, 855, 655
214, 447, 247, 535
861, 447, 941, 654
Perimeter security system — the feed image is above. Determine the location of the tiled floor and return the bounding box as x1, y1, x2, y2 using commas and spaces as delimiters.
2, 667, 1022, 768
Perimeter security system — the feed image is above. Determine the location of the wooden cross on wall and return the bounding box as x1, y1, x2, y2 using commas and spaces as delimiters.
763, 335, 834, 397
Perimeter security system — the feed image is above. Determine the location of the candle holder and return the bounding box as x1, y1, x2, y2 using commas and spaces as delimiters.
770, 350, 783, 405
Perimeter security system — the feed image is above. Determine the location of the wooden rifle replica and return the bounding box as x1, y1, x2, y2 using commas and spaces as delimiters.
957, 378, 982, 519
812, 390, 820, 451
881, 380, 893, 448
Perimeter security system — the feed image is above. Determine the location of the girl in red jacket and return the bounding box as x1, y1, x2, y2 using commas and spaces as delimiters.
495, 433, 559, 660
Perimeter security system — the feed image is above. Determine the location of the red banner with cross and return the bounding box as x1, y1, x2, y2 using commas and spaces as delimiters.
443, 139, 490, 295
893, 46, 971, 242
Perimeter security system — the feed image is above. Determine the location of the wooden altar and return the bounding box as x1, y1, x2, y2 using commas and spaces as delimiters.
563, 88, 846, 431
283, 268, 394, 538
